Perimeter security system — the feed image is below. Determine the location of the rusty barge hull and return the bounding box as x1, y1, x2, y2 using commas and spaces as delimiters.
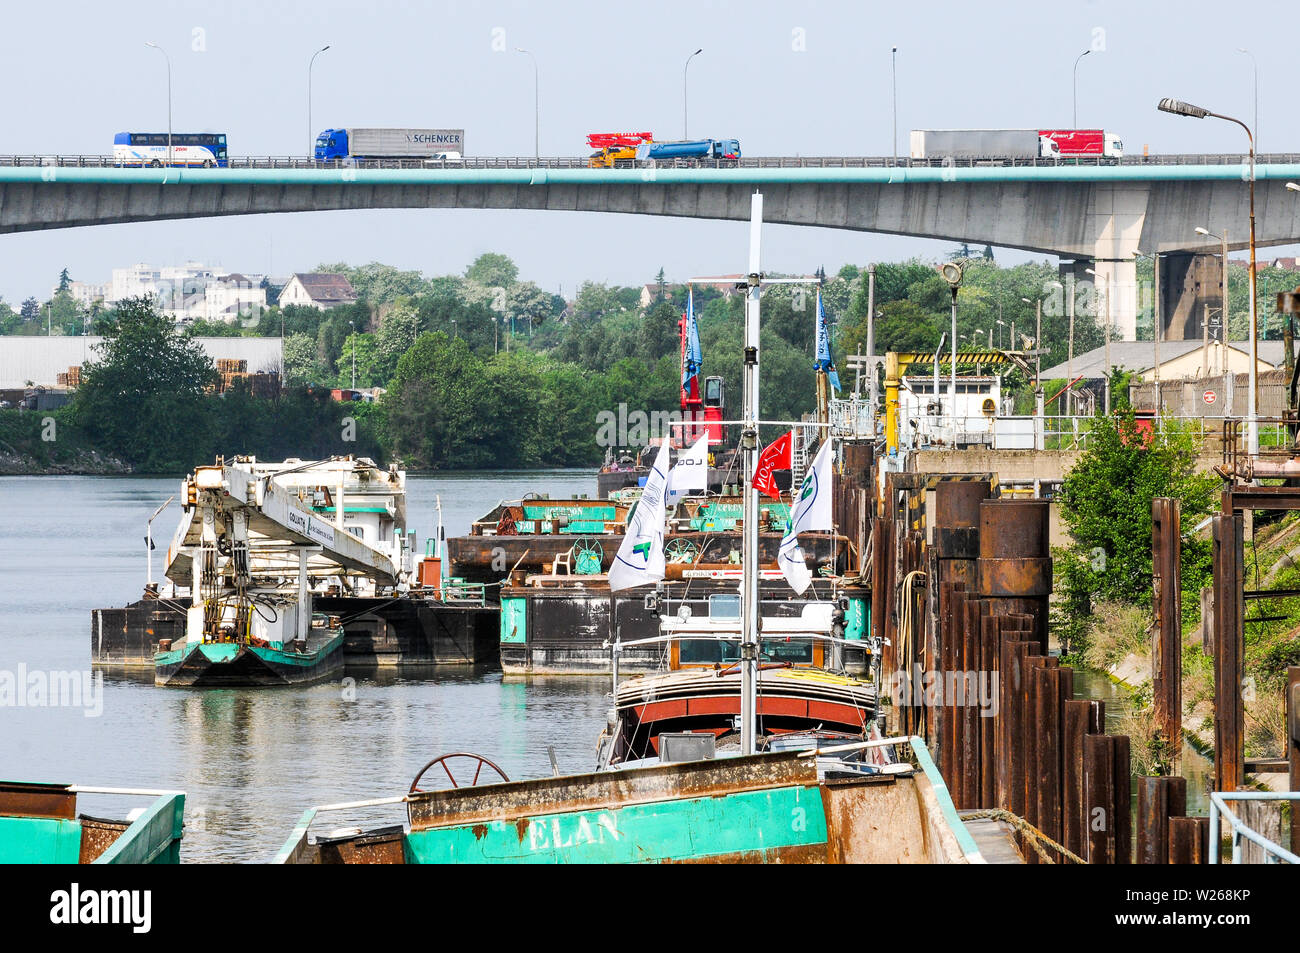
91, 596, 498, 669
499, 577, 870, 675
277, 745, 981, 865
597, 465, 792, 500
449, 532, 841, 585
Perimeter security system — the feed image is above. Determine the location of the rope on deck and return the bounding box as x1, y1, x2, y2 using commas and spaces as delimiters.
958, 808, 1087, 865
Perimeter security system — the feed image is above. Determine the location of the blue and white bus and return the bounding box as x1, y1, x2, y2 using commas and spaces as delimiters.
113, 132, 228, 167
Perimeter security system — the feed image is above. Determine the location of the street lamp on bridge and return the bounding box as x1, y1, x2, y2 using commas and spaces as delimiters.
1072, 50, 1090, 128
1159, 96, 1258, 454
683, 48, 702, 139
308, 45, 331, 159
1237, 48, 1259, 153
144, 42, 172, 168
516, 48, 539, 159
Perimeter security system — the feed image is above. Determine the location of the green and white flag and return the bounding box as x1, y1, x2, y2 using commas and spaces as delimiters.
777, 439, 834, 594
609, 439, 671, 591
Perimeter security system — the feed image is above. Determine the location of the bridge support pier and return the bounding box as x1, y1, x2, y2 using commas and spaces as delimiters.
1061, 257, 1140, 344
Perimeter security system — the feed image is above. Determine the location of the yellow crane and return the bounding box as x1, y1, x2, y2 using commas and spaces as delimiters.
883, 349, 1031, 454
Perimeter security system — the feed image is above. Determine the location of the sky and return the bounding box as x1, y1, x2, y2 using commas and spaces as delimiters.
1, 0, 1296, 303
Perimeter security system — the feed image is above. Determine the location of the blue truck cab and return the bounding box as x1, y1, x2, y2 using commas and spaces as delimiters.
315, 129, 347, 163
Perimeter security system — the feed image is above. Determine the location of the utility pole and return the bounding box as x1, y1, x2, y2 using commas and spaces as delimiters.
683, 48, 702, 139
308, 45, 331, 158
145, 42, 172, 168
516, 48, 539, 159
1067, 273, 1076, 416
866, 263, 877, 428
1073, 49, 1090, 128
891, 47, 899, 164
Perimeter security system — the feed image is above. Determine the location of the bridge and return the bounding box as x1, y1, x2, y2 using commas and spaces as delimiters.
4, 155, 1300, 340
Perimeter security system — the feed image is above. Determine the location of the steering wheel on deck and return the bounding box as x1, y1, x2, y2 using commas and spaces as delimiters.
408, 752, 510, 793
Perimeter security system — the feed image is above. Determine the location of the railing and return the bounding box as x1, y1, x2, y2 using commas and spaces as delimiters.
1208, 791, 1299, 864
1221, 416, 1299, 475
3, 153, 1300, 171
439, 579, 487, 606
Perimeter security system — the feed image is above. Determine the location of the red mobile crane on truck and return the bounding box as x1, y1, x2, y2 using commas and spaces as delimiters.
587, 132, 653, 168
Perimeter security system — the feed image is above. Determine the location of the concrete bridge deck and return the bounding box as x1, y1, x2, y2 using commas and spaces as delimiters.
4, 161, 1300, 341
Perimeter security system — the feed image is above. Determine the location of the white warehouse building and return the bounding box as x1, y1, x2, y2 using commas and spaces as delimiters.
0, 336, 284, 390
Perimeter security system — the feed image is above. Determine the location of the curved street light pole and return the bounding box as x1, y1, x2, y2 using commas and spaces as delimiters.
683, 48, 702, 139
1237, 48, 1258, 153
145, 42, 172, 167
308, 45, 331, 159
891, 46, 899, 164
516, 48, 538, 159
1158, 97, 1257, 453
1073, 49, 1090, 128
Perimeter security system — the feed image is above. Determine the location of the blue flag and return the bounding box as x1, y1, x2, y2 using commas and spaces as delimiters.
814, 289, 841, 392
682, 287, 702, 391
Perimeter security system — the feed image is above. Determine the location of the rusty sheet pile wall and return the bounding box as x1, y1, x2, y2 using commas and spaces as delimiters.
867, 465, 1210, 864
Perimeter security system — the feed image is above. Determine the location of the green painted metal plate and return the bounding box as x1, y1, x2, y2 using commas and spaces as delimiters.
500, 597, 527, 644
0, 815, 82, 863
402, 785, 828, 864
845, 598, 867, 641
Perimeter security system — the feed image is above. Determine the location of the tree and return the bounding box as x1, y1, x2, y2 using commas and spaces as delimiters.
654, 268, 667, 303
282, 333, 320, 385
840, 299, 941, 356
1055, 411, 1217, 651
638, 300, 678, 362
383, 332, 493, 468
334, 332, 379, 388
47, 291, 84, 335
465, 253, 519, 288
58, 268, 72, 292
20, 298, 39, 321
572, 281, 622, 323
373, 303, 421, 381
504, 281, 555, 331
316, 261, 426, 303
72, 297, 218, 471
185, 318, 244, 338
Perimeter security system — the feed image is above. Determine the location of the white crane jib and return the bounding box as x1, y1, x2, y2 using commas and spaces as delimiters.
164, 460, 401, 589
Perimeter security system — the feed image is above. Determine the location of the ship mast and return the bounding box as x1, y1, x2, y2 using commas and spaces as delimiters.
740, 193, 763, 755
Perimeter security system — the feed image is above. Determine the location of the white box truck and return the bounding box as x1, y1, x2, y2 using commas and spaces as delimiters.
315, 128, 465, 162
909, 129, 1059, 160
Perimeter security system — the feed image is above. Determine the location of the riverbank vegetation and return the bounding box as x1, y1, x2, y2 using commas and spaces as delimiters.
9, 250, 1298, 473
4, 251, 1124, 472
1055, 410, 1299, 767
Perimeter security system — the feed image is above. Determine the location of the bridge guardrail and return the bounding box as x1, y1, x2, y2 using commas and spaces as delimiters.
4, 153, 1300, 170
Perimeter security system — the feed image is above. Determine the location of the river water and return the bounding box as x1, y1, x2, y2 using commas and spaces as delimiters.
0, 473, 1215, 862
0, 471, 611, 863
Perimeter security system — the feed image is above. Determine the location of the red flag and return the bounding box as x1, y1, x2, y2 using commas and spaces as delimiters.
752, 431, 792, 500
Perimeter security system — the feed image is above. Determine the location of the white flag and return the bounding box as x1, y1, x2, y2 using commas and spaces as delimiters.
608, 439, 671, 591
777, 439, 834, 594
666, 433, 709, 505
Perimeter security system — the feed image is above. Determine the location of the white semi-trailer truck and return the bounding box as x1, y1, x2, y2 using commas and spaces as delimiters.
314, 128, 465, 162
909, 129, 1060, 160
